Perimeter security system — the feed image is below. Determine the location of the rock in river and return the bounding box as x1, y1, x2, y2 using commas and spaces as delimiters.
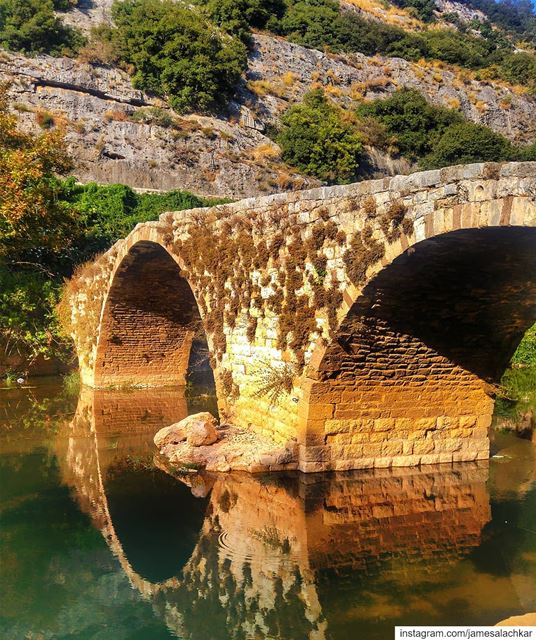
154, 412, 219, 449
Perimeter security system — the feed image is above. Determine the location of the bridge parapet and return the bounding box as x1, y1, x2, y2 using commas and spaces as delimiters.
62, 162, 536, 472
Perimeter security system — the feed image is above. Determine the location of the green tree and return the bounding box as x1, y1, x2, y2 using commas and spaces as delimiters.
110, 0, 247, 113
61, 180, 219, 261
511, 323, 536, 366
197, 0, 285, 41
423, 121, 513, 168
0, 85, 77, 366
277, 88, 362, 183
0, 86, 76, 263
0, 0, 84, 56
357, 89, 462, 160
271, 0, 340, 49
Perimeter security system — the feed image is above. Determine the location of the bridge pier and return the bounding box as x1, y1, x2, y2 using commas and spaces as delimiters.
63, 162, 536, 472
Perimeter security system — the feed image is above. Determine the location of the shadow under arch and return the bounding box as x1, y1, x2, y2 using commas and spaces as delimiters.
94, 240, 213, 389
300, 226, 536, 471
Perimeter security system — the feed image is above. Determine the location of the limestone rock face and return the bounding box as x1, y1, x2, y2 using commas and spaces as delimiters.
154, 412, 219, 449
1, 24, 534, 199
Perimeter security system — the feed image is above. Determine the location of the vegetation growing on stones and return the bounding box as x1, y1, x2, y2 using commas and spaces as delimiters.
252, 358, 298, 407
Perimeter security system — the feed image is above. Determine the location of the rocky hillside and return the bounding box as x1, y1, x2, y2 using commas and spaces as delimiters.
0, 0, 534, 198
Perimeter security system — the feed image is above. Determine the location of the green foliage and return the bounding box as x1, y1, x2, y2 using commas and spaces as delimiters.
494, 51, 536, 93
495, 365, 536, 427
266, 0, 534, 87
271, 0, 340, 49
358, 89, 462, 160
110, 0, 247, 113
511, 323, 536, 366
277, 89, 363, 183
521, 140, 536, 161
422, 121, 513, 168
357, 88, 524, 168
461, 0, 536, 45
196, 0, 285, 41
0, 0, 84, 56
61, 180, 222, 261
0, 94, 223, 370
390, 0, 436, 22
0, 268, 69, 365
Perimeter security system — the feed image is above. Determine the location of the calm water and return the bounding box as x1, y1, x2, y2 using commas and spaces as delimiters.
1, 378, 536, 640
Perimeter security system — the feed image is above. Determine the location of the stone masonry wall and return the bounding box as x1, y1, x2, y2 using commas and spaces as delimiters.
65, 162, 536, 471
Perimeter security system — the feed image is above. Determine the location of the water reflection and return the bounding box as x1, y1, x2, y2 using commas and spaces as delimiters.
53, 387, 507, 640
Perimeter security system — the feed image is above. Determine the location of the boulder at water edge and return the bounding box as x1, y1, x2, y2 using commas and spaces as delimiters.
154, 412, 219, 449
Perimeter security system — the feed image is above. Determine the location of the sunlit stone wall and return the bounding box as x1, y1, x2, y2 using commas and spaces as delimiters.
65, 162, 536, 471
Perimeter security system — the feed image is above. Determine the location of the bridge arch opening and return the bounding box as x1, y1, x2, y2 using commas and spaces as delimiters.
301, 226, 536, 471
94, 241, 213, 389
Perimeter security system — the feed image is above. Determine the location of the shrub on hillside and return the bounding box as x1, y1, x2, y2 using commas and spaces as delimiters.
277, 89, 363, 183
495, 52, 536, 93
0, 0, 84, 56
391, 0, 436, 22
196, 0, 285, 41
422, 121, 513, 168
110, 0, 247, 113
357, 89, 463, 160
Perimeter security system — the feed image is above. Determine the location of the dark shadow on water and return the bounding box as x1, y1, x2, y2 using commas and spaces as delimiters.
104, 465, 209, 584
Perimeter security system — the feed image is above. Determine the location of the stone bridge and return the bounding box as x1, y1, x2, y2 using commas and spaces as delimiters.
64, 162, 536, 472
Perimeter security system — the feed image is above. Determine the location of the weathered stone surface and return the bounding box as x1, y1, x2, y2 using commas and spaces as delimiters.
158, 423, 298, 473
68, 162, 536, 473
154, 412, 219, 449
185, 413, 219, 447
248, 34, 536, 145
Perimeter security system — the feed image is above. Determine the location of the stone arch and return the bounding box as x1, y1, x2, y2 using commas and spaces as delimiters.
93, 236, 211, 389
299, 195, 536, 472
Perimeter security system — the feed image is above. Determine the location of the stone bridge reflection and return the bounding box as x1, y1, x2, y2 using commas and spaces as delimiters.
56, 388, 493, 639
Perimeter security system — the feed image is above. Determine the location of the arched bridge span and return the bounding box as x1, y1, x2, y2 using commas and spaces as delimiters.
64, 162, 536, 471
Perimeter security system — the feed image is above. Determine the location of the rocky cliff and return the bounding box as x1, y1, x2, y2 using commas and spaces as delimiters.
1, 0, 534, 198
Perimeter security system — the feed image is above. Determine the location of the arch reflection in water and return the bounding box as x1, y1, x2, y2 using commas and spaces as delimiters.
58, 387, 492, 639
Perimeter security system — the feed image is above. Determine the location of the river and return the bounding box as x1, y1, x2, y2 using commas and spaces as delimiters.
1, 376, 535, 639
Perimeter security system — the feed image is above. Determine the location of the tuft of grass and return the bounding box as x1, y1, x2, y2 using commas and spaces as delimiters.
252, 358, 298, 407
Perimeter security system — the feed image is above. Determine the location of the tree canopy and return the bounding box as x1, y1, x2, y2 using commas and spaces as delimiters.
110, 0, 247, 113
0, 0, 84, 56
278, 88, 363, 183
